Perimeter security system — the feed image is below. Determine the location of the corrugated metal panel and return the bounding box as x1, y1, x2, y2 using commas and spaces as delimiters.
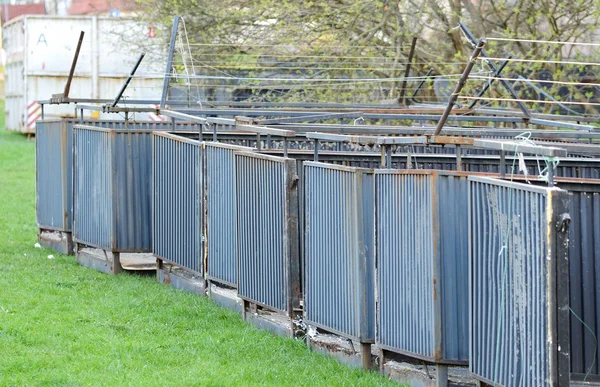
152, 133, 202, 273
73, 125, 154, 252
36, 120, 69, 231
564, 183, 600, 381
73, 126, 113, 250
304, 162, 375, 342
469, 176, 570, 386
35, 119, 201, 236
375, 170, 469, 363
235, 152, 300, 314
205, 142, 254, 286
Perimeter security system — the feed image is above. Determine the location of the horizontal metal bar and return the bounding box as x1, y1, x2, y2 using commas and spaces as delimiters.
468, 176, 554, 194
472, 139, 567, 157
529, 118, 596, 131
429, 136, 474, 145
376, 136, 429, 145
235, 123, 296, 137
161, 109, 207, 124
152, 131, 202, 146
257, 111, 364, 125
305, 132, 379, 144
303, 160, 372, 173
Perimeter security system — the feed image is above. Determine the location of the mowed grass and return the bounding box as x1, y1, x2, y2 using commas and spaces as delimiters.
0, 109, 395, 386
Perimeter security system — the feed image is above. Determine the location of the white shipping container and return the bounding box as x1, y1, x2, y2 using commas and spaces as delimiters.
3, 15, 167, 132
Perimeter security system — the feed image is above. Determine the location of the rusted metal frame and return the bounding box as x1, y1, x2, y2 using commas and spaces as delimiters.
467, 56, 511, 110
284, 158, 301, 318
433, 39, 486, 136
161, 16, 180, 108
410, 68, 434, 102
110, 52, 146, 108
458, 22, 531, 119
548, 189, 571, 386
399, 36, 418, 106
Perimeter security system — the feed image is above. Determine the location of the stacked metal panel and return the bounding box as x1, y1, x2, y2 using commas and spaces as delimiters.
235, 152, 300, 314
469, 176, 570, 386
152, 132, 202, 273
205, 142, 254, 287
303, 162, 375, 342
36, 119, 126, 235
73, 125, 153, 252
375, 170, 469, 364
35, 119, 201, 240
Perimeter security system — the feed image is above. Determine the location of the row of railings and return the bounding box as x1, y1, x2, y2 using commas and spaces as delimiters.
35, 117, 600, 386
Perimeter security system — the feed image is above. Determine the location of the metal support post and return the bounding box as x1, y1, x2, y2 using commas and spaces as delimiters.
313, 139, 319, 161
399, 37, 418, 106
283, 138, 288, 157
63, 31, 85, 98
500, 150, 506, 178
380, 145, 386, 168
433, 39, 486, 136
456, 144, 463, 171
161, 16, 180, 109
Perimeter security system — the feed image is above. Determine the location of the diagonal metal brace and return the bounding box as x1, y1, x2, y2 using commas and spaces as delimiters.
110, 52, 145, 108
459, 22, 530, 119
468, 56, 511, 109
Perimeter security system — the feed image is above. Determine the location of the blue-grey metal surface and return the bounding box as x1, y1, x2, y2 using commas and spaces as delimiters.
73, 126, 113, 249
468, 176, 569, 386
152, 132, 202, 273
304, 162, 375, 342
205, 142, 254, 287
565, 182, 600, 381
235, 152, 300, 314
375, 170, 469, 364
35, 118, 204, 235
73, 125, 154, 252
36, 120, 71, 231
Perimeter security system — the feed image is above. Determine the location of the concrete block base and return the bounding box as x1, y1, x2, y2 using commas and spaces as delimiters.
157, 263, 206, 296
39, 230, 73, 255
208, 282, 243, 315
242, 301, 294, 338
307, 330, 372, 369
75, 246, 155, 275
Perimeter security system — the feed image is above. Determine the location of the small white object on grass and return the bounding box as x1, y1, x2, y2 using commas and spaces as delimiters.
47, 255, 54, 260
34, 243, 41, 248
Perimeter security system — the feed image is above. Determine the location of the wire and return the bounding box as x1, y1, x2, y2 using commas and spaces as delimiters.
469, 76, 600, 89
458, 96, 600, 106
569, 307, 598, 382
476, 56, 600, 67
131, 71, 487, 82
486, 37, 600, 47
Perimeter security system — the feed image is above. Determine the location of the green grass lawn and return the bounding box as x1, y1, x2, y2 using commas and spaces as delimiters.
0, 110, 394, 386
